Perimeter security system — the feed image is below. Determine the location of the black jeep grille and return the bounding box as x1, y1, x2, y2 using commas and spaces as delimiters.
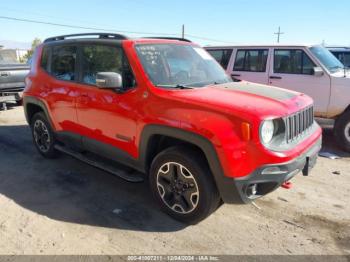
285, 106, 314, 143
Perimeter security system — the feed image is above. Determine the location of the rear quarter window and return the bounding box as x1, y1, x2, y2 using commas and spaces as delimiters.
40, 47, 49, 71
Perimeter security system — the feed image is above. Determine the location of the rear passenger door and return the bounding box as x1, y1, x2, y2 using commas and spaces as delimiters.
230, 48, 270, 84
269, 48, 331, 116
40, 45, 81, 138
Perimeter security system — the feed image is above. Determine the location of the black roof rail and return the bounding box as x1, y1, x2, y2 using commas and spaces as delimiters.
44, 33, 128, 43
142, 37, 192, 42
327, 46, 350, 49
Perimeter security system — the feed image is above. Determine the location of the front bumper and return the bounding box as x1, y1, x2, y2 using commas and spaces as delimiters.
221, 136, 322, 204
0, 87, 24, 102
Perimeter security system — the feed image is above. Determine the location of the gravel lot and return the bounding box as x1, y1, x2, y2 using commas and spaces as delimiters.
0, 105, 349, 255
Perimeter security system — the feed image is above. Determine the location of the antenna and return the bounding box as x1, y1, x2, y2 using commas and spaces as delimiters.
274, 26, 284, 43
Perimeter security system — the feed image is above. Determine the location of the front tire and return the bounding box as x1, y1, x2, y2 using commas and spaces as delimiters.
149, 146, 221, 224
30, 112, 58, 158
334, 111, 350, 152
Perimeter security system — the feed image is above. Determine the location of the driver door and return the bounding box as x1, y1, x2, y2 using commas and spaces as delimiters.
268, 48, 331, 116
75, 43, 139, 159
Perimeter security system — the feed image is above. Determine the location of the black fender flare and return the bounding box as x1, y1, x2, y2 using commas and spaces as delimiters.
23, 96, 53, 127
139, 125, 243, 203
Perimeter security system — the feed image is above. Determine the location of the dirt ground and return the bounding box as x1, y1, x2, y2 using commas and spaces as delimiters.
0, 105, 349, 255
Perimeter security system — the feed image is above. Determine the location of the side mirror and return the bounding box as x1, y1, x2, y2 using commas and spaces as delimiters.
96, 72, 123, 90
313, 67, 324, 77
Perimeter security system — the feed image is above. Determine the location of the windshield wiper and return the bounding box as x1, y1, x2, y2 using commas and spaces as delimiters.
156, 84, 193, 89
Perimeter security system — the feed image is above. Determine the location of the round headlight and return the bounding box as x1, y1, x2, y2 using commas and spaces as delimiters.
261, 120, 275, 144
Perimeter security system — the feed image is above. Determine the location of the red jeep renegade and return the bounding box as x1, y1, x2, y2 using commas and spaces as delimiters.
23, 33, 322, 223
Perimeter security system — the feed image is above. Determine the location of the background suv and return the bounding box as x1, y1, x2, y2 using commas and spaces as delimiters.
206, 44, 350, 152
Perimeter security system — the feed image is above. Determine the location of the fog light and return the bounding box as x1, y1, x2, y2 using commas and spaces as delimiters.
247, 184, 258, 197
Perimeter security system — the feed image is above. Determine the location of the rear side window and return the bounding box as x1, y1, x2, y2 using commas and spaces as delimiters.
51, 46, 77, 81
233, 49, 268, 72
206, 49, 233, 69
274, 49, 315, 75
81, 45, 135, 88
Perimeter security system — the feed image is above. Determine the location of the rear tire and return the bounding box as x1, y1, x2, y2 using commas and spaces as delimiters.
334, 111, 350, 152
149, 146, 221, 224
30, 112, 59, 158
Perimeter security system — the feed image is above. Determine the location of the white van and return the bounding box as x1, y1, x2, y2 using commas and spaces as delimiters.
205, 45, 350, 151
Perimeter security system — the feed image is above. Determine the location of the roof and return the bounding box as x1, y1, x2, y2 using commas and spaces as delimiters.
326, 46, 350, 52
43, 33, 192, 45
204, 44, 318, 49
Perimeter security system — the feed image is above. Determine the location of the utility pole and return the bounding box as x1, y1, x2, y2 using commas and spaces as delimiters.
182, 24, 185, 39
274, 26, 284, 43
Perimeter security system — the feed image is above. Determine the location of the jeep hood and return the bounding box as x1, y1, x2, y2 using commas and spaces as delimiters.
168, 81, 312, 119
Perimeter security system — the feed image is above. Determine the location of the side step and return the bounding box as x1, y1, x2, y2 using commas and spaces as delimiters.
54, 144, 144, 183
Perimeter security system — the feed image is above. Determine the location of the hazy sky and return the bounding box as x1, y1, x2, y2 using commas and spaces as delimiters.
0, 0, 349, 47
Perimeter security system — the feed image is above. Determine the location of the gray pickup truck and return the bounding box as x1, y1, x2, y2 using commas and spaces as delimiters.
0, 50, 30, 108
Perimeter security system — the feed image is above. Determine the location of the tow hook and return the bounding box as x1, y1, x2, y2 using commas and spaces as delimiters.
281, 181, 293, 189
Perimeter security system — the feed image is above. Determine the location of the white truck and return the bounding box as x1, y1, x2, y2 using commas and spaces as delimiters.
205, 44, 350, 151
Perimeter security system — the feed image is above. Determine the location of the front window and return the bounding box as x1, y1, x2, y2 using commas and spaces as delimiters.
81, 45, 123, 85
274, 49, 315, 75
135, 44, 232, 88
309, 46, 344, 73
81, 44, 135, 88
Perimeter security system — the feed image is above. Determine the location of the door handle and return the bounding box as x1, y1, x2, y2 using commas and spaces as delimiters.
269, 76, 282, 79
231, 74, 241, 77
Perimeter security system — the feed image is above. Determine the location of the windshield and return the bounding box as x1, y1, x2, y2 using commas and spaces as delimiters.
309, 46, 344, 73
135, 44, 232, 88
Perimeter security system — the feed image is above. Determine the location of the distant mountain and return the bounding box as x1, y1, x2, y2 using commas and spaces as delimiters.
0, 40, 31, 50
